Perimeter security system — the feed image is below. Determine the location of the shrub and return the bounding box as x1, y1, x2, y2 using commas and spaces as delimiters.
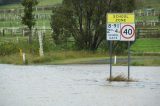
32, 57, 51, 63
0, 42, 19, 56
131, 61, 145, 66
18, 41, 39, 55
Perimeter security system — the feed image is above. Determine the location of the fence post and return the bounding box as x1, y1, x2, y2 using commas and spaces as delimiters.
22, 29, 25, 36
11, 28, 13, 36
2, 29, 5, 36
153, 21, 156, 26
137, 29, 140, 39
17, 37, 19, 43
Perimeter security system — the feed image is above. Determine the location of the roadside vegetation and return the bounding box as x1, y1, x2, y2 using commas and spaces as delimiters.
0, 51, 108, 65
107, 74, 135, 82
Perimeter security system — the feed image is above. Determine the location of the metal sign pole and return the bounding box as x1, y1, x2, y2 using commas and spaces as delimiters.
128, 41, 130, 80
107, 13, 135, 81
110, 41, 112, 80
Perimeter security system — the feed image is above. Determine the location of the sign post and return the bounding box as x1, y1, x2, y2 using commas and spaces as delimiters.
106, 13, 135, 80
128, 41, 130, 80
109, 41, 112, 80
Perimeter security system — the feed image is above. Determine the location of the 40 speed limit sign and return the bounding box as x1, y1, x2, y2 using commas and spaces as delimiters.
121, 24, 135, 41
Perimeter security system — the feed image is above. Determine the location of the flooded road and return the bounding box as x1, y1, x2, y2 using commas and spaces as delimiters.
0, 64, 160, 106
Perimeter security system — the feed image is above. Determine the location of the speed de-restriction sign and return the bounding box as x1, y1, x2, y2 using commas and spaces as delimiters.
120, 24, 135, 41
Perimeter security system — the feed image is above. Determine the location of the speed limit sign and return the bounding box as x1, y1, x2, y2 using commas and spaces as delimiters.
120, 24, 135, 41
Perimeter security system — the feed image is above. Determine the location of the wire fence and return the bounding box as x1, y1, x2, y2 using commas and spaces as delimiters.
137, 28, 160, 38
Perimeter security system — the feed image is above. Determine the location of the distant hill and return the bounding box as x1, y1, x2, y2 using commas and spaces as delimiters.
0, 0, 22, 5
143, 0, 160, 9
0, 0, 62, 9
0, 0, 159, 9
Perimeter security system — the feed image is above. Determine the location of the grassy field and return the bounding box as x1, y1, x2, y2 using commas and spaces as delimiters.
0, 0, 159, 28
131, 38, 160, 52
143, 0, 160, 9
0, 51, 108, 64
0, 0, 159, 9
0, 52, 159, 66
0, 0, 62, 9
136, 16, 159, 22
38, 0, 62, 6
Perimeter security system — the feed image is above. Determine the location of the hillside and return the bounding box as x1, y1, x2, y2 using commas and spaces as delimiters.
0, 0, 21, 5
0, 0, 62, 9
0, 0, 160, 9
143, 0, 160, 9
0, 0, 159, 29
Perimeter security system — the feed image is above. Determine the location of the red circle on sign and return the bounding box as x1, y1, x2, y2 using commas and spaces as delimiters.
121, 25, 135, 39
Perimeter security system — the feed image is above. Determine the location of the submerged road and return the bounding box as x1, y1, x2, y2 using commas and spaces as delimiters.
81, 57, 160, 64
0, 64, 160, 106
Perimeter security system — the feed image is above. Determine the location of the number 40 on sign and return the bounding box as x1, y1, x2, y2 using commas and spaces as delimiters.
121, 24, 135, 41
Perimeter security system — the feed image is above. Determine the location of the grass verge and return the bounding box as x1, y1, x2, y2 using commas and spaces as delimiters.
0, 51, 108, 65
0, 51, 160, 65
131, 59, 160, 66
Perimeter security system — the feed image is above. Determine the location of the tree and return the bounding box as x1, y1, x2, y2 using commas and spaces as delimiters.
51, 6, 73, 45
51, 0, 135, 51
21, 0, 38, 44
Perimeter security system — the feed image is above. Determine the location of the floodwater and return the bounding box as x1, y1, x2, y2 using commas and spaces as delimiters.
0, 64, 160, 106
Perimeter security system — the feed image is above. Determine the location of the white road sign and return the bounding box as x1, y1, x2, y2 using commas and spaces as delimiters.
107, 23, 120, 40
120, 24, 135, 41
106, 13, 135, 41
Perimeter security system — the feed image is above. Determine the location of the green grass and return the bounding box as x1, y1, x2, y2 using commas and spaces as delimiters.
136, 0, 160, 9
38, 0, 62, 6
0, 51, 108, 65
0, 0, 62, 9
0, 21, 22, 27
1, 0, 159, 9
0, 43, 159, 65
34, 10, 52, 14
0, 19, 51, 28
136, 16, 158, 22
0, 48, 159, 65
143, 0, 160, 9
131, 59, 160, 66
0, 3, 23, 9
131, 38, 160, 52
